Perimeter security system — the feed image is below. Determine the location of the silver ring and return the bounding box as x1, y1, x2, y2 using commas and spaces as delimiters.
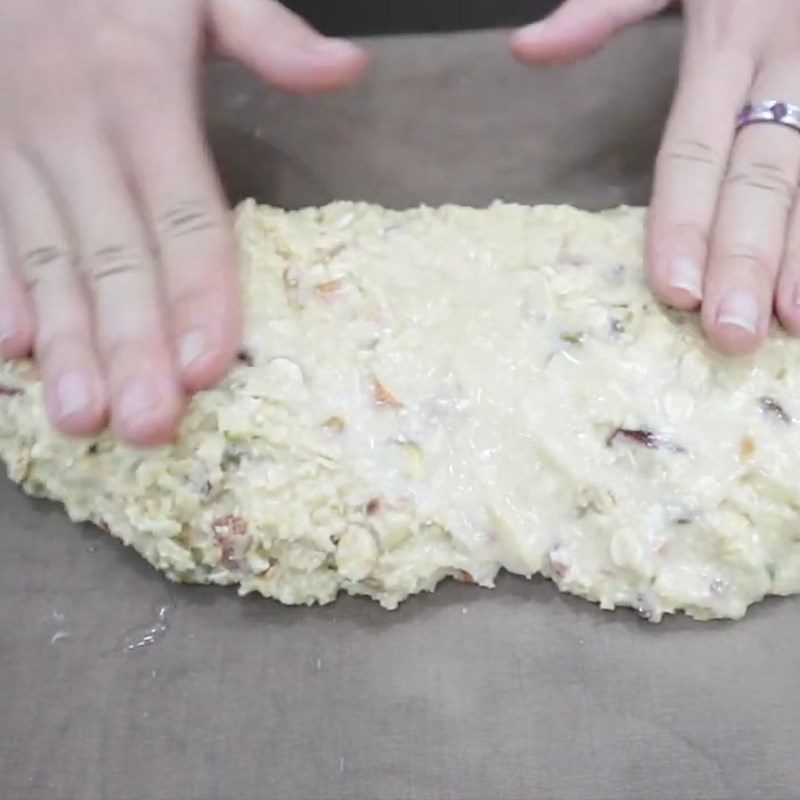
737, 100, 800, 133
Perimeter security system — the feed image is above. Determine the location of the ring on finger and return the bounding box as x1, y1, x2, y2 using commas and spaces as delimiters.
700, 87, 800, 352
737, 100, 800, 134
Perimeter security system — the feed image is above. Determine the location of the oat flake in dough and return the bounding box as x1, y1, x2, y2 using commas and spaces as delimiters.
2, 200, 800, 622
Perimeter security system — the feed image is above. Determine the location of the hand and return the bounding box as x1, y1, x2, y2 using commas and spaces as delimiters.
511, 1, 800, 356
0, 0, 367, 446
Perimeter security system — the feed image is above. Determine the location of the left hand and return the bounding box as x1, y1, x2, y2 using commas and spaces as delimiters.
0, 0, 367, 448
511, 0, 800, 356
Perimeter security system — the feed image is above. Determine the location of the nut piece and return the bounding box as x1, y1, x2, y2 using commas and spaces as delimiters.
759, 397, 791, 424
212, 515, 249, 569
335, 525, 378, 582
322, 416, 346, 432
373, 379, 402, 408
366, 497, 383, 516
283, 266, 300, 290
212, 515, 249, 537
607, 427, 685, 454
315, 279, 345, 296
237, 350, 255, 367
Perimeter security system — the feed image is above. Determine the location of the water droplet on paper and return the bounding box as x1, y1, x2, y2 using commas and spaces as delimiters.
49, 610, 69, 645
119, 604, 173, 653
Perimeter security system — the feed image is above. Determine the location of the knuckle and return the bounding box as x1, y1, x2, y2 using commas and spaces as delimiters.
169, 285, 217, 320
35, 329, 89, 363
27, 47, 77, 88
704, 45, 754, 74
683, 16, 756, 73
724, 161, 798, 209
19, 94, 96, 147
100, 337, 133, 366
21, 245, 75, 290
651, 219, 709, 257
167, 283, 231, 337
102, 335, 163, 370
158, 201, 223, 241
96, 20, 176, 91
13, 22, 82, 85
783, 246, 800, 269
10, 39, 92, 126
657, 137, 724, 171
667, 220, 709, 247
715, 244, 776, 277
87, 244, 149, 285
22, 245, 72, 271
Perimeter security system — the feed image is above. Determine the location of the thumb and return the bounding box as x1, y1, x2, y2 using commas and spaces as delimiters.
208, 0, 369, 94
510, 0, 673, 66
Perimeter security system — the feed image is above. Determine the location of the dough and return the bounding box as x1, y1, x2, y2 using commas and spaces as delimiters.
1, 200, 799, 622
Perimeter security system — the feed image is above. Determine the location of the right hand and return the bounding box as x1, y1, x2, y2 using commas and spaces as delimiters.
512, 1, 800, 358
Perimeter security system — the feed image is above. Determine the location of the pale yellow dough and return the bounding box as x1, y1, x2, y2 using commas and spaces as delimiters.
2, 201, 800, 621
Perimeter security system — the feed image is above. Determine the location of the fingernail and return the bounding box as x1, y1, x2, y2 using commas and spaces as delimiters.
668, 258, 703, 300
716, 290, 759, 335
55, 372, 92, 419
308, 38, 362, 58
179, 328, 209, 371
118, 375, 162, 424
0, 304, 17, 345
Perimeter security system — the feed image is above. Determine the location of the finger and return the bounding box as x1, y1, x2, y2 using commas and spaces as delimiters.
701, 65, 800, 353
705, 70, 800, 353
0, 214, 34, 360
0, 149, 106, 435
646, 45, 754, 311
32, 134, 183, 447
112, 78, 240, 394
776, 177, 800, 335
772, 99, 800, 333
209, 0, 369, 94
510, 0, 671, 66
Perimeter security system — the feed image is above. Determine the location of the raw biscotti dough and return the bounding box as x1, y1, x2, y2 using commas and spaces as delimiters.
1, 201, 799, 622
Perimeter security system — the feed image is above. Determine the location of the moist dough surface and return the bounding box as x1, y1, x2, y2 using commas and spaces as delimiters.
2, 201, 800, 621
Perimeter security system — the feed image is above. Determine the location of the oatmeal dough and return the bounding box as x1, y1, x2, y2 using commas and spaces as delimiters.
2, 201, 799, 621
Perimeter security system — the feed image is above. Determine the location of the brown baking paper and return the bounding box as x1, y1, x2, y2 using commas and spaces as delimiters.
3, 23, 795, 800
